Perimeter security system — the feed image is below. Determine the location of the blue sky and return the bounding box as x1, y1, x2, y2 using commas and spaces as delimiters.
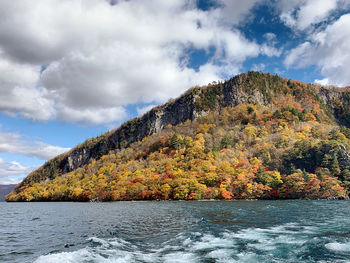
0, 0, 350, 184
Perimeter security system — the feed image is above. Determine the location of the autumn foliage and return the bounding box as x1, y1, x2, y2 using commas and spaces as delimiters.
6, 72, 350, 201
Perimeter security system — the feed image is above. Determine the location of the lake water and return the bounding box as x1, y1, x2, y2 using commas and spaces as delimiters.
1, 201, 350, 262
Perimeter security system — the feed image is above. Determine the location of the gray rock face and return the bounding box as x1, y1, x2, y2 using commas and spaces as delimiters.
315, 86, 350, 125
221, 74, 267, 107
16, 73, 350, 189
337, 145, 350, 169
317, 87, 341, 103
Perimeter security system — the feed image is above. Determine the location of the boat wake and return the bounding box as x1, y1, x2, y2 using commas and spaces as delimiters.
34, 222, 350, 263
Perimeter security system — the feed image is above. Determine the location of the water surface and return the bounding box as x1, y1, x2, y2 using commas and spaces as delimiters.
1, 200, 350, 262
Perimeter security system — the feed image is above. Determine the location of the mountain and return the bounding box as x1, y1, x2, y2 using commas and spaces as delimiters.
0, 184, 16, 201
6, 71, 350, 201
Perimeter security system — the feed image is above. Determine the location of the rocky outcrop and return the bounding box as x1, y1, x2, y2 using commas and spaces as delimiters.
221, 73, 267, 106
315, 86, 350, 126
13, 72, 350, 192
337, 145, 350, 170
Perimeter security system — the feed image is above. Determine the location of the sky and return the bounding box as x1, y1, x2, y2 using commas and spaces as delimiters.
1, 0, 350, 184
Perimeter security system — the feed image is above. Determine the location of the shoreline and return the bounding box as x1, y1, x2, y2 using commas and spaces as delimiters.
4, 198, 349, 203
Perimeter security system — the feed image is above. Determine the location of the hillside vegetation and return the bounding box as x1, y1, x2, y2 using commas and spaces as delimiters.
7, 72, 350, 201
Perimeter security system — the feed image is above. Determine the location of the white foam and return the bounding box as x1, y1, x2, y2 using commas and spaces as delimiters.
162, 252, 198, 263
325, 242, 350, 252
34, 248, 138, 263
227, 228, 266, 241
207, 248, 233, 260
89, 237, 110, 247
34, 248, 110, 263
33, 222, 339, 263
191, 234, 234, 251
34, 237, 151, 263
234, 252, 265, 262
181, 237, 191, 246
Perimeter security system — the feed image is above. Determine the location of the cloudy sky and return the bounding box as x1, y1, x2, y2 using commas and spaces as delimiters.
0, 0, 350, 184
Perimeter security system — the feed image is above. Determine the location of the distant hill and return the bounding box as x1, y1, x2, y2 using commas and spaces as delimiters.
7, 72, 350, 201
0, 184, 16, 201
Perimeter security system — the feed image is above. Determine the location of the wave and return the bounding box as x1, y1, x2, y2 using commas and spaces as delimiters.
34, 223, 350, 263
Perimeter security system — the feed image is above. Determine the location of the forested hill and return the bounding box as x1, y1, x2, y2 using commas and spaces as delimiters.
7, 71, 350, 201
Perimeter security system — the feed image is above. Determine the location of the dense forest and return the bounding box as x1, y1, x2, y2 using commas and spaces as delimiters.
6, 72, 350, 201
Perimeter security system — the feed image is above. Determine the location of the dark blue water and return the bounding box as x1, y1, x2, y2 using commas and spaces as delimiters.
1, 201, 350, 262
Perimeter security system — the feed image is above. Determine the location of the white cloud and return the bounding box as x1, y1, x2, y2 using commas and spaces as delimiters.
0, 129, 70, 160
0, 0, 276, 125
259, 32, 282, 57
136, 104, 157, 116
284, 42, 311, 68
252, 63, 266, 72
0, 52, 55, 121
260, 44, 282, 57
315, 78, 330, 86
263, 33, 277, 42
57, 105, 127, 125
0, 158, 37, 184
279, 0, 340, 31
216, 0, 260, 25
284, 14, 350, 86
